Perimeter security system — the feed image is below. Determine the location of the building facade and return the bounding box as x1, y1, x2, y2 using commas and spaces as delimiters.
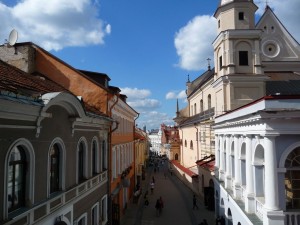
214, 96, 300, 225
174, 0, 300, 217
0, 60, 112, 225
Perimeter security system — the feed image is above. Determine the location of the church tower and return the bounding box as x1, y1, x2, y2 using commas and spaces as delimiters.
212, 0, 267, 114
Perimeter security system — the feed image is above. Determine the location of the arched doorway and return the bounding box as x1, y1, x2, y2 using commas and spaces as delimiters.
175, 153, 178, 160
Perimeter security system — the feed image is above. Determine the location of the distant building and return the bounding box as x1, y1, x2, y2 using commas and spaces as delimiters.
147, 128, 162, 155
160, 124, 180, 160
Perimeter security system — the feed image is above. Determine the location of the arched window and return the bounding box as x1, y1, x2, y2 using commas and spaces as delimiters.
101, 140, 108, 171
50, 144, 60, 194
190, 140, 193, 150
91, 138, 99, 176
191, 105, 194, 116
285, 147, 300, 209
208, 95, 211, 109
5, 139, 35, 218
7, 146, 27, 212
77, 138, 88, 183
200, 100, 204, 112
184, 140, 187, 147
194, 103, 197, 115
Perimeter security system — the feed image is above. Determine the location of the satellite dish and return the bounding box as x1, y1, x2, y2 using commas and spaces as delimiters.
8, 29, 18, 46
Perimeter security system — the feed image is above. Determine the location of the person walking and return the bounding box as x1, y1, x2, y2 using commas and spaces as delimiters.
150, 182, 155, 194
159, 196, 164, 215
193, 194, 199, 210
155, 198, 161, 217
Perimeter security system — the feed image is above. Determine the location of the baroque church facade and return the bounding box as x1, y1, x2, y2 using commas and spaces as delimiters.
174, 0, 300, 224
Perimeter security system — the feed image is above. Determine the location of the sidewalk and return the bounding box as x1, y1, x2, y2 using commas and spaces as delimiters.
120, 162, 215, 225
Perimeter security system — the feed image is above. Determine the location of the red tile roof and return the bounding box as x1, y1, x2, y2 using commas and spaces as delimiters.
0, 60, 108, 118
171, 160, 198, 178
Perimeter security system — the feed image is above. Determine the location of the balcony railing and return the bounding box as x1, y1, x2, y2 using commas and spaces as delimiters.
255, 198, 264, 220
285, 211, 300, 225
5, 172, 107, 225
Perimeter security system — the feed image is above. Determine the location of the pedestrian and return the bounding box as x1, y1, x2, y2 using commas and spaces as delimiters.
150, 182, 154, 194
155, 198, 161, 216
193, 194, 199, 209
159, 196, 164, 214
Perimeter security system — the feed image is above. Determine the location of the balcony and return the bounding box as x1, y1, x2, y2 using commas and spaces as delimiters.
5, 172, 107, 225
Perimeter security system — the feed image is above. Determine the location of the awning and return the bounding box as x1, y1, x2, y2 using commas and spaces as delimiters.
171, 160, 198, 178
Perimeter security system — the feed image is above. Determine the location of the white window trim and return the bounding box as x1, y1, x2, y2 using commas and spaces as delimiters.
47, 137, 66, 197
101, 195, 108, 225
3, 138, 35, 219
76, 212, 87, 225
91, 202, 99, 225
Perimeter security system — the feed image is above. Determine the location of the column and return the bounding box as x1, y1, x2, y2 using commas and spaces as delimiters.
219, 135, 225, 181
245, 134, 255, 213
233, 135, 241, 199
215, 135, 220, 178
264, 135, 280, 210
225, 135, 231, 189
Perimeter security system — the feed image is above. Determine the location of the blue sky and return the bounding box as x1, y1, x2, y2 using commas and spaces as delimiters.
1, 0, 300, 130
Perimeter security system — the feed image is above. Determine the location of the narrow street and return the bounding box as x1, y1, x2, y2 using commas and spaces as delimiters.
121, 161, 215, 225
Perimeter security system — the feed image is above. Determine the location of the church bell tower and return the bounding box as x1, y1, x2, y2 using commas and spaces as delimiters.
212, 0, 267, 113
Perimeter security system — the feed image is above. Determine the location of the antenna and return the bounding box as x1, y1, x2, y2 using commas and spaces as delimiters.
7, 29, 18, 46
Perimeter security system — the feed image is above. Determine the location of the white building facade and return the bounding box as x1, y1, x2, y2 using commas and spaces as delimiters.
148, 129, 162, 155
214, 96, 300, 225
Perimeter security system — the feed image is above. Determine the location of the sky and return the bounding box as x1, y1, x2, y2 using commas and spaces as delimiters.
1, 0, 300, 130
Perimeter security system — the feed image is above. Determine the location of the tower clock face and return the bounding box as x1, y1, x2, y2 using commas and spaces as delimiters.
262, 40, 280, 58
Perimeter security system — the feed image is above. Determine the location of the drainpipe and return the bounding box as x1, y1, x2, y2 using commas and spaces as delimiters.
195, 125, 199, 160
108, 94, 119, 225
133, 113, 140, 186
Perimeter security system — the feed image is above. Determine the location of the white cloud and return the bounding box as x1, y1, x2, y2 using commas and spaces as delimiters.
174, 15, 217, 71
120, 87, 151, 100
0, 0, 110, 51
165, 90, 186, 100
136, 111, 175, 130
128, 99, 160, 109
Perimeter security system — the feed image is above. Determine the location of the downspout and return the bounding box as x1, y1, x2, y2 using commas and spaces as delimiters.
108, 94, 119, 225
195, 125, 199, 161
133, 113, 140, 185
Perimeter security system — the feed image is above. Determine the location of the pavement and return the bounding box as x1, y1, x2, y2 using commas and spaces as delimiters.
120, 161, 216, 225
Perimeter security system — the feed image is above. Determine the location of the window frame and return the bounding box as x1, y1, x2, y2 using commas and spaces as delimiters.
48, 138, 66, 197
77, 137, 88, 184
91, 137, 100, 176
4, 138, 35, 219
101, 195, 108, 225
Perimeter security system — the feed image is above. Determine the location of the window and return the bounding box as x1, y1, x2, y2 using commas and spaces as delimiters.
77, 213, 87, 225
191, 105, 194, 116
218, 20, 220, 28
91, 203, 99, 225
238, 12, 244, 20
8, 146, 26, 212
190, 141, 194, 150
239, 51, 248, 66
219, 56, 223, 70
101, 140, 107, 171
101, 195, 108, 225
184, 140, 187, 147
92, 139, 99, 176
194, 103, 197, 115
208, 95, 211, 109
200, 100, 203, 112
50, 144, 60, 193
77, 139, 88, 183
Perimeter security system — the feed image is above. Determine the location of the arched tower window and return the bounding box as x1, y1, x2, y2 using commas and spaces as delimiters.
50, 144, 60, 194
208, 95, 211, 109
